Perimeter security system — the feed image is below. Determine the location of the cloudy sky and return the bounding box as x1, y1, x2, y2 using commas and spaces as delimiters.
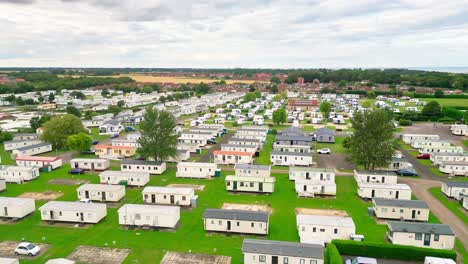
1, 0, 468, 68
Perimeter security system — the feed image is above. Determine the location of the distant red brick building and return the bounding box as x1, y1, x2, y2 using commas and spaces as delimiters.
288, 99, 318, 111
297, 77, 305, 85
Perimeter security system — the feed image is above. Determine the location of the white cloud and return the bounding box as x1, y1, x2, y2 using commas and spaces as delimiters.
0, 0, 467, 67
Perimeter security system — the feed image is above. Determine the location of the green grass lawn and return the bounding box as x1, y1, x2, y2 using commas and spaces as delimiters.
90, 127, 111, 142
0, 165, 390, 263
421, 98, 468, 108
0, 145, 15, 165
315, 136, 348, 154
255, 134, 275, 165
429, 187, 468, 224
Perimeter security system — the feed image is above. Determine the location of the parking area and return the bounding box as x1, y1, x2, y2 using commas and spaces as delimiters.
401, 123, 467, 149
161, 251, 231, 264
68, 246, 130, 264
342, 255, 420, 264
316, 153, 356, 170
0, 241, 50, 259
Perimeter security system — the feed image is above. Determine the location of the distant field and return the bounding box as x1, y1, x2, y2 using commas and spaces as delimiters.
60, 74, 265, 84
421, 98, 468, 108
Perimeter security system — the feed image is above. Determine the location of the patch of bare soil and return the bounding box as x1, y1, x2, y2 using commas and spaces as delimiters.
167, 184, 205, 191
18, 191, 62, 200
161, 251, 231, 264
295, 208, 348, 217
68, 246, 130, 264
222, 203, 272, 213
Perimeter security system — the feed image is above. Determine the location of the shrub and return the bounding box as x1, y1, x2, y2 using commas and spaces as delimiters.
437, 117, 456, 124
398, 119, 412, 126
327, 243, 343, 264
271, 128, 278, 135
332, 240, 457, 261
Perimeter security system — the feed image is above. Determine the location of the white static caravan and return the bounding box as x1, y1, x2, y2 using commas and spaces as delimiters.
70, 158, 110, 171
221, 144, 258, 154
121, 160, 167, 175
118, 204, 180, 228
177, 143, 201, 154
424, 257, 456, 264
289, 167, 335, 181
0, 166, 39, 183
15, 156, 63, 170
295, 180, 336, 197
177, 136, 207, 146
166, 149, 191, 162
438, 161, 468, 176
235, 164, 271, 178
441, 181, 468, 201
176, 162, 218, 179
142, 186, 197, 207
387, 222, 455, 250
353, 170, 398, 184
45, 259, 75, 264
99, 171, 150, 187
401, 134, 440, 144
270, 151, 313, 166
373, 199, 429, 222
12, 143, 52, 157
203, 208, 270, 235
188, 127, 220, 137
410, 139, 451, 149
450, 124, 468, 136
225, 176, 275, 193
234, 133, 266, 142
39, 201, 107, 224
242, 239, 324, 264
0, 179, 5, 192
213, 150, 255, 165
296, 214, 356, 244
430, 152, 468, 165
419, 146, 464, 154
12, 133, 39, 141
358, 183, 412, 200
272, 143, 313, 154
3, 139, 42, 151
77, 184, 125, 202
241, 125, 269, 132
228, 138, 262, 149
0, 197, 35, 219
0, 258, 19, 264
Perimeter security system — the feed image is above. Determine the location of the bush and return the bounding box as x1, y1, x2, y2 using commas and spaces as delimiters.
332, 240, 457, 261
271, 128, 278, 135
327, 244, 343, 264
437, 117, 456, 124
398, 119, 412, 126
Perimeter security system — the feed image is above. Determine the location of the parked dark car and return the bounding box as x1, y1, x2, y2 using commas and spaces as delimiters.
396, 169, 418, 176
92, 140, 99, 145
69, 168, 85, 175
207, 139, 217, 145
110, 134, 119, 138
417, 153, 431, 159
126, 126, 136, 132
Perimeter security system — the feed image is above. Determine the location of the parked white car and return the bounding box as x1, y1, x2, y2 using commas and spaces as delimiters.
345, 257, 377, 264
15, 242, 40, 256
317, 148, 331, 154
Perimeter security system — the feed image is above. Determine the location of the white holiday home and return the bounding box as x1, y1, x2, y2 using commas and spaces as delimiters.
430, 152, 468, 165
39, 201, 107, 224
373, 198, 429, 221
235, 164, 271, 177
77, 184, 125, 202
441, 181, 468, 200
242, 239, 324, 264
3, 139, 42, 151
438, 161, 468, 176
401, 134, 440, 144
0, 197, 35, 219
410, 139, 451, 149
213, 150, 255, 165
296, 214, 356, 244
221, 144, 258, 154
419, 146, 464, 154
12, 143, 52, 157
118, 204, 180, 228
70, 158, 110, 171
358, 183, 412, 200
121, 160, 167, 175
354, 170, 398, 184
99, 171, 150, 187
270, 151, 313, 166
176, 162, 218, 179
289, 167, 335, 181
295, 179, 336, 197
387, 222, 455, 250
0, 179, 5, 192
16, 156, 62, 170
225, 176, 275, 193
0, 166, 39, 183
142, 186, 197, 207
12, 133, 39, 141
203, 208, 270, 235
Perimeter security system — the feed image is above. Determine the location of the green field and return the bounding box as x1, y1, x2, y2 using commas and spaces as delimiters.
0, 164, 397, 263
429, 187, 468, 224
421, 98, 468, 108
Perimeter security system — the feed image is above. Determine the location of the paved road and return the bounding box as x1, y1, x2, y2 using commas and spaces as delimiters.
398, 146, 440, 181
198, 132, 234, 162
399, 177, 468, 253
316, 153, 356, 171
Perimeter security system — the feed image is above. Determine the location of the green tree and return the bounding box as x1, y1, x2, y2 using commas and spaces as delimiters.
272, 108, 287, 125
70, 91, 86, 99
101, 89, 110, 97
337, 80, 347, 88
137, 107, 178, 161
48, 93, 55, 102
117, 100, 125, 108
41, 114, 87, 149
66, 132, 93, 152
422, 101, 442, 117
30, 115, 52, 130
270, 76, 281, 84
0, 129, 13, 143
319, 101, 332, 119
434, 89, 444, 98
408, 87, 416, 92
38, 96, 44, 103
107, 105, 122, 115
66, 106, 81, 117
270, 85, 279, 94
367, 90, 376, 99
348, 109, 397, 170
442, 107, 464, 121
361, 100, 372, 108
320, 87, 330, 94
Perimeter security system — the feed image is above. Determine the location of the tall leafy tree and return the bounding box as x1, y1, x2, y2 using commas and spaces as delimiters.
422, 101, 442, 118
30, 115, 52, 130
348, 109, 397, 170
319, 101, 332, 119
272, 108, 287, 125
41, 114, 87, 149
137, 107, 178, 161
67, 132, 93, 152
66, 106, 81, 117
434, 89, 444, 98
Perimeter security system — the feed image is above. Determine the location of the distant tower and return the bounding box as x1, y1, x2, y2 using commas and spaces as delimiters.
297, 77, 305, 85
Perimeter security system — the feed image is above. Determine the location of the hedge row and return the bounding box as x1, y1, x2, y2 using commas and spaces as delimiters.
325, 243, 343, 264
331, 240, 457, 261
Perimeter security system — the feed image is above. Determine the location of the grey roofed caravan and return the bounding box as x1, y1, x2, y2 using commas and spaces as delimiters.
15, 142, 51, 151
242, 239, 324, 259
387, 222, 454, 235
203, 209, 269, 222
275, 127, 313, 143
373, 198, 428, 209
444, 181, 468, 188
315, 127, 335, 143
234, 164, 271, 171
121, 159, 164, 166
